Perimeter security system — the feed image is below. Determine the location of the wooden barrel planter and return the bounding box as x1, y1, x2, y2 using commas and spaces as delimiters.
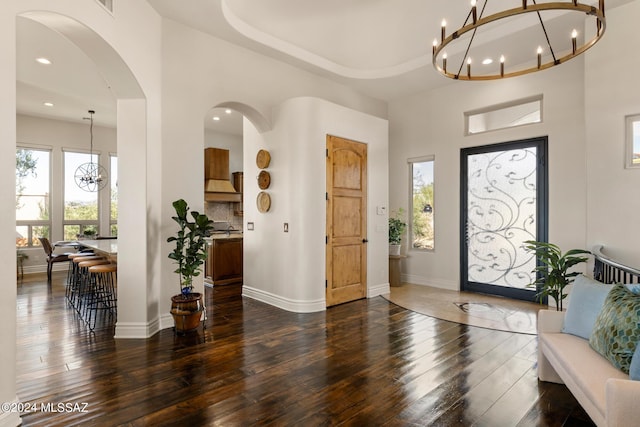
170, 292, 204, 334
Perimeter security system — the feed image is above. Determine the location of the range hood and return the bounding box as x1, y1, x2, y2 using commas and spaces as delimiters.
204, 148, 241, 202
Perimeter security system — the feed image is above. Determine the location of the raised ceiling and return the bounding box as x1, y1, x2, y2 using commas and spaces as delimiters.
16, 0, 632, 133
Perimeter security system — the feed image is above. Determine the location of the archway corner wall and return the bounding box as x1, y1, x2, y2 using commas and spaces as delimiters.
242, 96, 390, 312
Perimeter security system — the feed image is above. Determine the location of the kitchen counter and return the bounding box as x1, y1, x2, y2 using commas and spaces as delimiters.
206, 233, 243, 240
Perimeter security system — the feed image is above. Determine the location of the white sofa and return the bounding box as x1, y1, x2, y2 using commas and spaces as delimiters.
538, 309, 640, 427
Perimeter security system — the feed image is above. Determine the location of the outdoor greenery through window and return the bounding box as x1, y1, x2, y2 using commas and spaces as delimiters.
110, 154, 118, 236
64, 151, 99, 240
409, 156, 435, 250
16, 148, 50, 247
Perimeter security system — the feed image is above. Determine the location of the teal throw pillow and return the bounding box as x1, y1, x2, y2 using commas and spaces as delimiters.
589, 284, 640, 374
562, 274, 613, 339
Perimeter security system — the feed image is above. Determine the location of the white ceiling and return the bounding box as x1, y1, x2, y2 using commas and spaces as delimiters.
16, 0, 631, 135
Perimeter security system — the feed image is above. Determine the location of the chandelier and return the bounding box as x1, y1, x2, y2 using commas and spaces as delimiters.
432, 0, 606, 81
74, 110, 108, 192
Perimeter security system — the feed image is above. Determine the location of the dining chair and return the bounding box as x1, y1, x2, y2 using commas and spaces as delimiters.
38, 237, 71, 282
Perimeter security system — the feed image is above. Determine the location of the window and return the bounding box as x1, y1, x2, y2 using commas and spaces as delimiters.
465, 95, 542, 135
110, 154, 118, 236
64, 151, 99, 239
626, 114, 640, 169
16, 148, 51, 247
409, 156, 435, 251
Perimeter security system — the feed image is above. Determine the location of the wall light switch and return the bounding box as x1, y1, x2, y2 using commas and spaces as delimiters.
247, 222, 254, 231
284, 223, 289, 232
377, 206, 387, 215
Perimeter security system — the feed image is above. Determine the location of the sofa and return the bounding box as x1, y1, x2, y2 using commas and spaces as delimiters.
538, 308, 640, 427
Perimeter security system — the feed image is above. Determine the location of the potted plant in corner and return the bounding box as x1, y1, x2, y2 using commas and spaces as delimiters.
167, 199, 214, 333
389, 208, 407, 256
523, 240, 591, 311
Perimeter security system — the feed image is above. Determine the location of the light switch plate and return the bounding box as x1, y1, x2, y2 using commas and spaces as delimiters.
247, 222, 254, 231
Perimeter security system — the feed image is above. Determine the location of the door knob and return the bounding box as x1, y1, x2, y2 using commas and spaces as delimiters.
362, 239, 368, 243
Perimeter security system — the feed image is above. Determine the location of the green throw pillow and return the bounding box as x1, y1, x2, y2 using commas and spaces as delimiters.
589, 284, 640, 374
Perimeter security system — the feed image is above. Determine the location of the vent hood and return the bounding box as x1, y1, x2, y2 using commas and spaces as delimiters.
205, 148, 241, 203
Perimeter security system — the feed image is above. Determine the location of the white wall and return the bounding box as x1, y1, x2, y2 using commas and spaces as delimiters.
158, 19, 388, 326
388, 59, 587, 290
242, 97, 389, 311
2, 2, 162, 423
585, 0, 640, 267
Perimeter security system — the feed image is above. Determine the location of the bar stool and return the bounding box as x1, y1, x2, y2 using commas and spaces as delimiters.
66, 252, 95, 298
86, 263, 117, 330
70, 256, 107, 312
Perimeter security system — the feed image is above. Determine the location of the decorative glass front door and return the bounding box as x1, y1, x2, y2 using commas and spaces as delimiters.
461, 137, 548, 301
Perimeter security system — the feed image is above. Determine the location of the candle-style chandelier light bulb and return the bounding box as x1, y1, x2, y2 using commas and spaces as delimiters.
432, 0, 607, 81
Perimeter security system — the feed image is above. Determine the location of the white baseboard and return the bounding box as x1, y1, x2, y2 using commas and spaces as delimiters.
368, 282, 390, 297
401, 273, 458, 291
114, 317, 160, 339
242, 286, 326, 313
0, 396, 22, 427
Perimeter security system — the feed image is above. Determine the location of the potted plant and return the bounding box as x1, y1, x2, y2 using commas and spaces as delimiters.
167, 199, 214, 333
523, 240, 591, 311
389, 208, 407, 256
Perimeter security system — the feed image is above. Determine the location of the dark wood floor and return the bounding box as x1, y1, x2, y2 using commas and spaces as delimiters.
15, 272, 595, 426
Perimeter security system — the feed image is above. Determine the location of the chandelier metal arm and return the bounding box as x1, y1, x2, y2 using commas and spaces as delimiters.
532, 0, 558, 64
433, 1, 606, 81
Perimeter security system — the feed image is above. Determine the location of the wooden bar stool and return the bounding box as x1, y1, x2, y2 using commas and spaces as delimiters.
66, 252, 95, 297
86, 263, 117, 330
71, 257, 107, 313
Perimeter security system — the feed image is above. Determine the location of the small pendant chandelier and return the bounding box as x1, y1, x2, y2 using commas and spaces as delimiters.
74, 110, 108, 192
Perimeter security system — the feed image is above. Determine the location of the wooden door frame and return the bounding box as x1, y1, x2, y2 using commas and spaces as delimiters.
325, 134, 368, 307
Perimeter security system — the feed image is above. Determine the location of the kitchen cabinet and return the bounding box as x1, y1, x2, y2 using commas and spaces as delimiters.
204, 148, 241, 202
205, 238, 243, 286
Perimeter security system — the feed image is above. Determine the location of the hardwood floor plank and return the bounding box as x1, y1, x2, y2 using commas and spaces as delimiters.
15, 273, 595, 426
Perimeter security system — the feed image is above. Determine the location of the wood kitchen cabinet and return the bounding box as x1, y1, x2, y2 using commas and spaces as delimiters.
205, 238, 243, 286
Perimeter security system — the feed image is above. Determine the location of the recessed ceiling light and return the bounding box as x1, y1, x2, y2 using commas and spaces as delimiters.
36, 57, 52, 65
213, 116, 220, 121
482, 58, 493, 65
225, 109, 232, 114
43, 102, 54, 107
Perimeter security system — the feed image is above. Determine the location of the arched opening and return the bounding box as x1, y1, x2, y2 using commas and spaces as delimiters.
202, 102, 269, 293
14, 11, 149, 338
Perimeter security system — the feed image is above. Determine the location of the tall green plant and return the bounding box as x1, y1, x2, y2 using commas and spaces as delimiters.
524, 240, 590, 311
167, 199, 214, 296
389, 208, 407, 245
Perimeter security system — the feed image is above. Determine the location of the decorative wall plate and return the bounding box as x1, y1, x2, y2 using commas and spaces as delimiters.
256, 149, 271, 169
258, 170, 271, 189
257, 191, 271, 213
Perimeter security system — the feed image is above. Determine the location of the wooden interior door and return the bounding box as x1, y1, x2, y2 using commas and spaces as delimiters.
326, 135, 367, 307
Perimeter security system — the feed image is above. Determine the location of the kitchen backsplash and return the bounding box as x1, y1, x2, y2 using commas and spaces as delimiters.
205, 202, 243, 229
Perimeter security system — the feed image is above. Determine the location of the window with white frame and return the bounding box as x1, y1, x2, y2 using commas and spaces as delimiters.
626, 114, 640, 169
409, 156, 435, 251
110, 154, 118, 236
63, 150, 99, 239
16, 147, 51, 247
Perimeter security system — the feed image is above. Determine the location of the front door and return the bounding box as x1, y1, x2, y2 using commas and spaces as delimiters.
461, 137, 548, 301
326, 135, 367, 307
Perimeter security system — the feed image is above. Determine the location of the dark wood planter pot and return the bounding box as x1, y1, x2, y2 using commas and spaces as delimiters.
170, 292, 204, 334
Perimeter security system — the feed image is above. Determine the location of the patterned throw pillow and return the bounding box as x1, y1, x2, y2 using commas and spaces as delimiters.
589, 284, 640, 374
